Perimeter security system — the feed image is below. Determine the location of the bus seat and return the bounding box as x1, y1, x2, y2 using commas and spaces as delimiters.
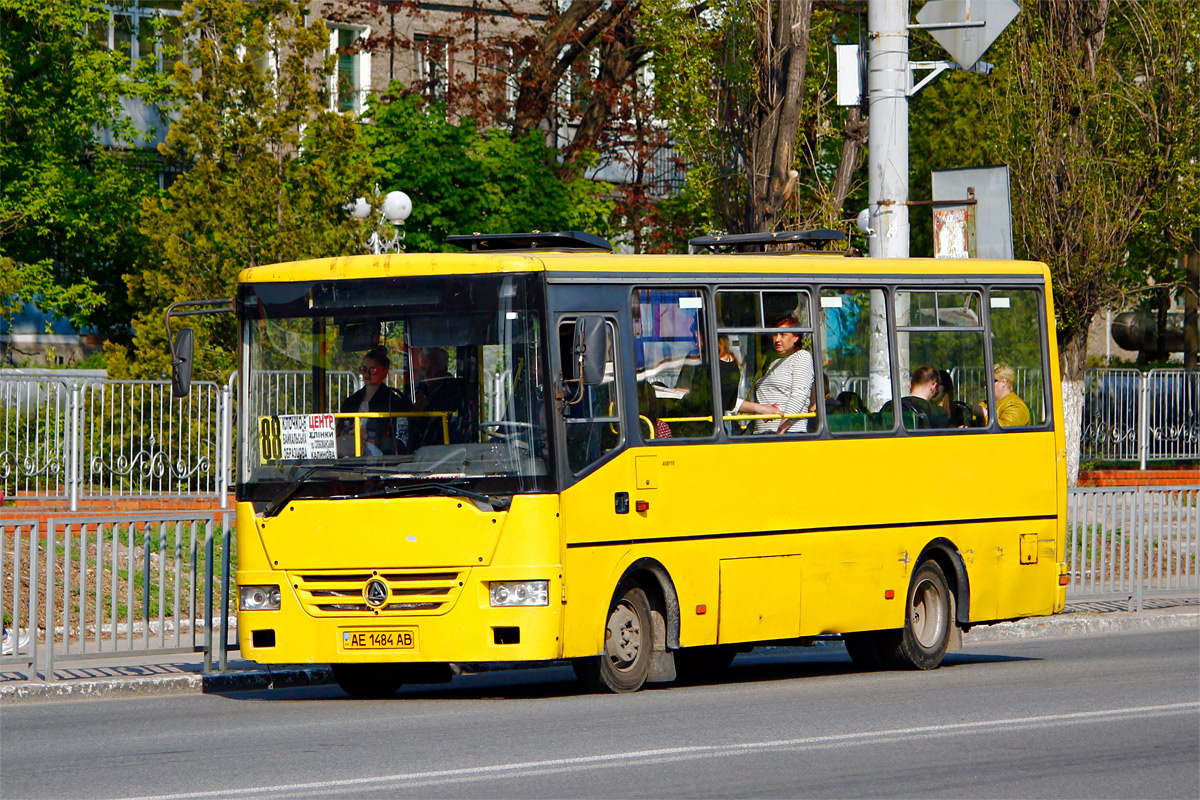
826, 413, 869, 433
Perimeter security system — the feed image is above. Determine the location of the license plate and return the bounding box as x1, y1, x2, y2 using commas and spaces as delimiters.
341, 628, 418, 650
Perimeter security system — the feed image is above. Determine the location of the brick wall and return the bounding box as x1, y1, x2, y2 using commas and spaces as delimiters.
1, 494, 232, 530
1077, 467, 1200, 488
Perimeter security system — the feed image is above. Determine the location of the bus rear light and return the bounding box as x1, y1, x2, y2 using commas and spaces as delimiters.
489, 581, 549, 607
240, 585, 282, 611
1059, 574, 1070, 586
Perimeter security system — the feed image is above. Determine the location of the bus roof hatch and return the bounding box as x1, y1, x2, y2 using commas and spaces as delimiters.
688, 229, 847, 254
446, 231, 613, 253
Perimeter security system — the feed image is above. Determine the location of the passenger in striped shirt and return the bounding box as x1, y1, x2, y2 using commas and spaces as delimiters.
731, 316, 815, 434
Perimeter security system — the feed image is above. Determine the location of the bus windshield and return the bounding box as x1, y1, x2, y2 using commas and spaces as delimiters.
239, 272, 550, 504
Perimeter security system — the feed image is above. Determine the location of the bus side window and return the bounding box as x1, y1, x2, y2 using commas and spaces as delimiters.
559, 319, 622, 473
893, 289, 986, 431
988, 288, 1048, 428
633, 288, 715, 439
718, 289, 817, 437
820, 288, 893, 433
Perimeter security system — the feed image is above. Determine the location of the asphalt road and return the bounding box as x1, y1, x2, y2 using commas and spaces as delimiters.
2, 628, 1197, 800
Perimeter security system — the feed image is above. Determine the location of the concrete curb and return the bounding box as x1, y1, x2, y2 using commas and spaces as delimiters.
0, 665, 336, 704
3, 607, 1196, 704
963, 607, 1199, 643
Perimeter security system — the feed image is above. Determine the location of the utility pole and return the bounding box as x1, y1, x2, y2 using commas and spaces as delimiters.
865, 0, 910, 412
867, 0, 910, 261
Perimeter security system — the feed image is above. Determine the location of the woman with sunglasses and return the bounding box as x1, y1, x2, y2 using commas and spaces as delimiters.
340, 345, 410, 456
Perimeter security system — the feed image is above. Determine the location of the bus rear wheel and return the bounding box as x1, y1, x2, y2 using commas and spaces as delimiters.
331, 663, 404, 698
844, 560, 954, 671
892, 560, 953, 669
573, 582, 653, 693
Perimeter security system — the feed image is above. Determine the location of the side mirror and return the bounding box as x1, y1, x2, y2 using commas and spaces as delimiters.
171, 328, 194, 399
574, 316, 606, 386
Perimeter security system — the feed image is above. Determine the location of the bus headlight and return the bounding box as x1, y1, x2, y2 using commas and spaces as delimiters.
240, 584, 282, 611
489, 581, 549, 607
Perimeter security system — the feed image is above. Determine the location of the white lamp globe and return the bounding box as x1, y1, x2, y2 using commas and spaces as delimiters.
856, 208, 872, 234
350, 197, 372, 219
382, 191, 412, 224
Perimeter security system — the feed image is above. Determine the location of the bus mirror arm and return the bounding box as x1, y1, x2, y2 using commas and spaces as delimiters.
574, 316, 605, 386
164, 298, 234, 399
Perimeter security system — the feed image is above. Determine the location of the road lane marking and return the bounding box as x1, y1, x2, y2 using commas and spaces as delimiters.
118, 701, 1200, 800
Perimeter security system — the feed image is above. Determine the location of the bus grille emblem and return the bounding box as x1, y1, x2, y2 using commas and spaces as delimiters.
364, 579, 389, 608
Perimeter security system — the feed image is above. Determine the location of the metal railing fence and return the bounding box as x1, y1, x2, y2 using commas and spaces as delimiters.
1082, 368, 1200, 466
1066, 486, 1199, 610
0, 511, 236, 677
1, 376, 235, 508
3, 368, 1195, 504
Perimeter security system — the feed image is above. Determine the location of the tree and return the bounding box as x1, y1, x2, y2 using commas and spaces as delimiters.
644, 1, 875, 237
327, 1, 656, 246
362, 88, 613, 252
0, 0, 162, 344
987, 0, 1199, 483
123, 0, 375, 380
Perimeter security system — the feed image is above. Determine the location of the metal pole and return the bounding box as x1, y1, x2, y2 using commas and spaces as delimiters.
867, 0, 910, 413
1139, 371, 1148, 470
219, 513, 232, 672
68, 384, 80, 512
203, 518, 213, 673
44, 519, 54, 681
867, 0, 910, 261
219, 376, 234, 511
1134, 487, 1144, 612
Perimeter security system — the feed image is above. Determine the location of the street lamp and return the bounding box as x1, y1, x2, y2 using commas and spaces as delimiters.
351, 189, 413, 254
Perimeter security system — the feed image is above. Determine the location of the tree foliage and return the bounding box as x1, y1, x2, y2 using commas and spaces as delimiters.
125, 0, 375, 380
362, 88, 614, 252
643, 1, 866, 237
0, 0, 161, 342
987, 0, 1199, 381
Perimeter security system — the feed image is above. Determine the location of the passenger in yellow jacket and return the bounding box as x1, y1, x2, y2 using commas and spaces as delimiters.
993, 363, 1031, 427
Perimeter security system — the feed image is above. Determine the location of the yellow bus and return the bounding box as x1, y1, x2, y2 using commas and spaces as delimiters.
228, 230, 1067, 697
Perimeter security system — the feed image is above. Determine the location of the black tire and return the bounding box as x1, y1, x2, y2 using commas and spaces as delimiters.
573, 583, 653, 693
674, 645, 738, 683
844, 561, 954, 671
331, 663, 404, 699
889, 560, 953, 669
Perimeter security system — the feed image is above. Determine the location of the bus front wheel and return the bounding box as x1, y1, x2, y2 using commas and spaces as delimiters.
573, 582, 653, 693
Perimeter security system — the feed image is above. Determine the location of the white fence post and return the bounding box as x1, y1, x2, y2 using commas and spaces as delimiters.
1138, 372, 1148, 471
67, 384, 80, 511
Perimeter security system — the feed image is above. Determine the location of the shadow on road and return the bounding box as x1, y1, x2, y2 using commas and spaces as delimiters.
213, 642, 1037, 703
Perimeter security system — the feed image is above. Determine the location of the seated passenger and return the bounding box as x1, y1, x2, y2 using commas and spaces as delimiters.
409, 347, 469, 448
340, 345, 409, 456
731, 316, 814, 434
992, 363, 1031, 427
885, 365, 949, 429
831, 390, 865, 415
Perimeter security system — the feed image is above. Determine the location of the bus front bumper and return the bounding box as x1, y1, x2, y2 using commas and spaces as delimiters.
237, 568, 563, 664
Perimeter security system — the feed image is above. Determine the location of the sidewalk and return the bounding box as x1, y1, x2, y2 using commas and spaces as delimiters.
2, 598, 1196, 704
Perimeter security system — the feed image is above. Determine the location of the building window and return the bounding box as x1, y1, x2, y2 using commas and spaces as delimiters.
329, 25, 370, 114
100, 1, 182, 73
415, 34, 451, 100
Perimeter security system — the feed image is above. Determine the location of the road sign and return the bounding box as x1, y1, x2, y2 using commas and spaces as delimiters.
915, 0, 1019, 70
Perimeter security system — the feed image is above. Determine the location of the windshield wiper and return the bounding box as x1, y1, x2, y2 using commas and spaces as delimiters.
262, 466, 512, 517
373, 480, 512, 511
262, 464, 398, 518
